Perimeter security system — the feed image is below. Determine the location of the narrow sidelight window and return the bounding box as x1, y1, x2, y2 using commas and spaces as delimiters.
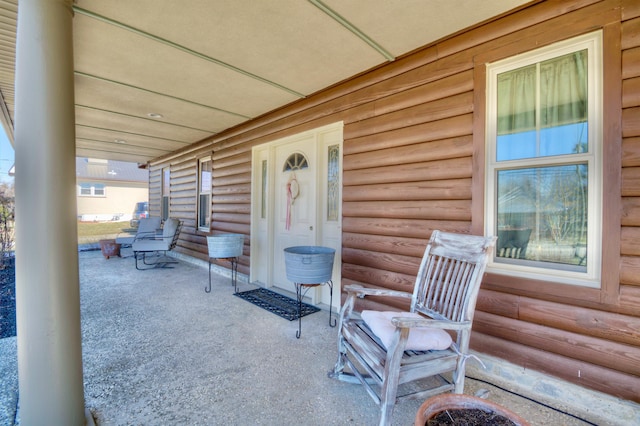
197, 158, 212, 231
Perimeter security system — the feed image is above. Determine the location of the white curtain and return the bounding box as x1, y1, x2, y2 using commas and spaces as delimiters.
497, 50, 587, 136
540, 50, 588, 129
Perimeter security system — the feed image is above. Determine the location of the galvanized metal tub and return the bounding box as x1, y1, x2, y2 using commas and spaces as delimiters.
284, 246, 335, 284
207, 234, 244, 259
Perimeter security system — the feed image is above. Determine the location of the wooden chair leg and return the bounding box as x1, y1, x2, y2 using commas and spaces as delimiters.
329, 336, 347, 378
452, 357, 466, 393
453, 334, 471, 393
378, 329, 408, 426
379, 374, 400, 426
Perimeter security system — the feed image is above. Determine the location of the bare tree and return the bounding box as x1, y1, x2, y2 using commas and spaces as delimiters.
0, 181, 14, 267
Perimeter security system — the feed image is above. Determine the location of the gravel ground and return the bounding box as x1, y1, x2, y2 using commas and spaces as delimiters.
0, 256, 17, 426
0, 256, 15, 339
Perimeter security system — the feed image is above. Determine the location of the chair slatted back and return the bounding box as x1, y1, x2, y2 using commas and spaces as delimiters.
411, 231, 496, 323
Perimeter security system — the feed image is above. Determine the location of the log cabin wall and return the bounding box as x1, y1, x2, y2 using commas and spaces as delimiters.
148, 0, 640, 402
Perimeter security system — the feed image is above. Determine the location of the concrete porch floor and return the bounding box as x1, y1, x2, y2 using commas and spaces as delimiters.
0, 249, 637, 425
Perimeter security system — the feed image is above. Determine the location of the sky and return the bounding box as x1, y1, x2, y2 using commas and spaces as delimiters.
0, 129, 13, 184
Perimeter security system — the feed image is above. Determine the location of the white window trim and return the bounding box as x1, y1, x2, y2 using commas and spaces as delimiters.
197, 157, 212, 232
485, 31, 603, 288
162, 167, 170, 221
78, 183, 106, 197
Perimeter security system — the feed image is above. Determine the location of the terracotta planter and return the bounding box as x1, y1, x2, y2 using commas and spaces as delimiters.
415, 394, 530, 426
99, 239, 121, 259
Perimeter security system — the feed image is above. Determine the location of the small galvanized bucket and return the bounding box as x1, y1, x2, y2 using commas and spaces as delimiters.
284, 246, 335, 284
207, 234, 244, 259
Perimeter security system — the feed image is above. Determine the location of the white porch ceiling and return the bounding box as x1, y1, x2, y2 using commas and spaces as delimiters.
0, 0, 532, 165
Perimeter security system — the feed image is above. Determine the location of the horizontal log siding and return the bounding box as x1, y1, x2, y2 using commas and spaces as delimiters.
147, 0, 640, 402
621, 3, 640, 329
148, 167, 161, 218
471, 0, 638, 402
620, 0, 640, 335
471, 332, 640, 400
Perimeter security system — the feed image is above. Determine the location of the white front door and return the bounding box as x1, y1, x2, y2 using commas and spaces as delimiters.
272, 136, 317, 293
251, 122, 343, 309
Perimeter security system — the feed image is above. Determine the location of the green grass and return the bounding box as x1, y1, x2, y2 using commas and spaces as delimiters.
77, 221, 135, 244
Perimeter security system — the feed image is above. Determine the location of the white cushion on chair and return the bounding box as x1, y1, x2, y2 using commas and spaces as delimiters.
361, 310, 452, 351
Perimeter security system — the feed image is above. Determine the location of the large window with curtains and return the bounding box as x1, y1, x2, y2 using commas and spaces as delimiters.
485, 31, 603, 288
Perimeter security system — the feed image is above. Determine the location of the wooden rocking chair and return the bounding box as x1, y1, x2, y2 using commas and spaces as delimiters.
329, 230, 496, 425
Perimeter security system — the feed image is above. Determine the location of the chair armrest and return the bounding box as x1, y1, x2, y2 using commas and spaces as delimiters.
344, 284, 412, 300
390, 316, 471, 331
135, 230, 160, 239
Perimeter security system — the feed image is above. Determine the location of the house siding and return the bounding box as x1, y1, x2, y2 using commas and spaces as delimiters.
149, 0, 640, 402
76, 158, 148, 220
76, 182, 147, 218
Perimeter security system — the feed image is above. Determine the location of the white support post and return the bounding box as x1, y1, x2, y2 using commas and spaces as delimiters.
14, 0, 86, 424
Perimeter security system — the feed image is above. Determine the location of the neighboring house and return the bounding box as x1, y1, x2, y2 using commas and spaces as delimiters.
149, 0, 640, 405
76, 157, 148, 222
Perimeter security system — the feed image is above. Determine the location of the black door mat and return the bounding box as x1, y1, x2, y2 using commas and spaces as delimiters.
234, 287, 320, 321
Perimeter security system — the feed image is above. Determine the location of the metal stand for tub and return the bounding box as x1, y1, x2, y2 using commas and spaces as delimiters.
294, 280, 336, 339
284, 245, 336, 338
206, 256, 238, 293
205, 234, 244, 293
